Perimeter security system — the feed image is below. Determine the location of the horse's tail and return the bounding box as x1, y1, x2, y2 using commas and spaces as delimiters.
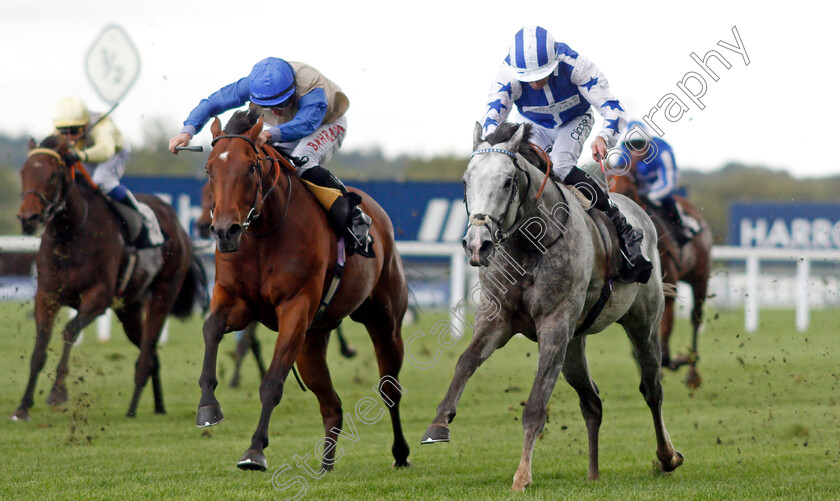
663, 283, 679, 299
171, 254, 211, 318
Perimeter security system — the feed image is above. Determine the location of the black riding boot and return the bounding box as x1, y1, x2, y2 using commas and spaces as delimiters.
661, 197, 696, 246
300, 165, 375, 258
119, 189, 164, 248
564, 167, 652, 283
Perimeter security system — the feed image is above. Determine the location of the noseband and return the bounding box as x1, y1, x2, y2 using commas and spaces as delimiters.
210, 134, 290, 232
21, 149, 70, 222
466, 147, 533, 243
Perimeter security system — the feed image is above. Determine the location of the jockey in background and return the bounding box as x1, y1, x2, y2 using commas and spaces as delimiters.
613, 121, 700, 245
479, 25, 652, 283
53, 96, 163, 248
168, 57, 374, 257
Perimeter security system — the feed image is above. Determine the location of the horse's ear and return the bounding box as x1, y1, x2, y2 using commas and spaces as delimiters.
246, 115, 264, 141
210, 117, 222, 138
506, 123, 526, 151
473, 122, 483, 150
28, 137, 36, 151
55, 136, 70, 155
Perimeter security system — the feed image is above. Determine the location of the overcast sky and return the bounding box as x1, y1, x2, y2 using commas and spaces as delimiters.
1, 1, 837, 178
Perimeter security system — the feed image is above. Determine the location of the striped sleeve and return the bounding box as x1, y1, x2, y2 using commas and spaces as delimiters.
477, 65, 521, 138
570, 55, 627, 148
646, 149, 678, 201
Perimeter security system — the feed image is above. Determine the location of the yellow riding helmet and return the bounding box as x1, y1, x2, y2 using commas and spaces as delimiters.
53, 96, 90, 128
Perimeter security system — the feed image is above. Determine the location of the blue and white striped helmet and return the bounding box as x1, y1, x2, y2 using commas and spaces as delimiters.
508, 26, 559, 82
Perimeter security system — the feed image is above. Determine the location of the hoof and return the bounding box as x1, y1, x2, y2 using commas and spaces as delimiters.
10, 409, 30, 421
421, 424, 450, 444
196, 403, 224, 428
685, 370, 702, 389
237, 449, 267, 471
393, 459, 412, 468
46, 387, 68, 407
658, 450, 684, 472
340, 345, 358, 358
154, 407, 167, 415
511, 472, 532, 492
229, 378, 241, 389
126, 410, 136, 418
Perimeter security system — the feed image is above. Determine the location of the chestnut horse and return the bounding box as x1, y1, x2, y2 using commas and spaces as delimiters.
197, 109, 410, 472
12, 136, 208, 421
195, 183, 356, 389
609, 164, 712, 388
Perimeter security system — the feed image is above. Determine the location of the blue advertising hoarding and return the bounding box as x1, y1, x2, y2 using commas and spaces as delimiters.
123, 177, 467, 243
729, 202, 840, 249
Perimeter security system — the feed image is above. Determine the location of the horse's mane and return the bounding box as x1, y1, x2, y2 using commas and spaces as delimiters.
484, 122, 558, 181
224, 108, 261, 134
39, 135, 62, 149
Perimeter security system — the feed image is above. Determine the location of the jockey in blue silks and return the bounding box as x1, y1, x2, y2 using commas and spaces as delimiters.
168, 57, 374, 257
478, 25, 652, 283
613, 121, 700, 245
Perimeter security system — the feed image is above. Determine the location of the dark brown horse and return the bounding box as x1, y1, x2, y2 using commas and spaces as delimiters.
197, 109, 409, 472
12, 136, 208, 421
609, 162, 712, 388
195, 183, 356, 389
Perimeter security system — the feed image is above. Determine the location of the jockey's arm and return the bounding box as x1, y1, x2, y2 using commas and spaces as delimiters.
571, 55, 627, 151
477, 64, 520, 139
180, 77, 252, 137
264, 88, 328, 143
645, 149, 678, 203
78, 118, 119, 164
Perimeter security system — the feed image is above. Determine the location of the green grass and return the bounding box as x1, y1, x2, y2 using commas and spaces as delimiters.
0, 302, 839, 500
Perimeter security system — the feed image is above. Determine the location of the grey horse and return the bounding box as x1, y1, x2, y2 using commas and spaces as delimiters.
421, 122, 683, 492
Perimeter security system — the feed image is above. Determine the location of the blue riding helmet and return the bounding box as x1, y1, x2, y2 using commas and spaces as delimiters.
248, 57, 296, 107
508, 26, 560, 82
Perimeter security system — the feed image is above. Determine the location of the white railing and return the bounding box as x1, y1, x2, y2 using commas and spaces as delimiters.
4, 237, 840, 336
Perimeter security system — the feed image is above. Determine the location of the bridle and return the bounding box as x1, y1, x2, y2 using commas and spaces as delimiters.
209, 134, 291, 235
21, 148, 87, 226
465, 147, 533, 243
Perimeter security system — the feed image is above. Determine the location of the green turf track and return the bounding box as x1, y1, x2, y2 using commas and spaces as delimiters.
0, 302, 838, 500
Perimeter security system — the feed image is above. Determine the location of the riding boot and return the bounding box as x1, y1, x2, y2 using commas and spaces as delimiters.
113, 187, 165, 248
564, 167, 653, 283
300, 165, 375, 258
660, 197, 697, 246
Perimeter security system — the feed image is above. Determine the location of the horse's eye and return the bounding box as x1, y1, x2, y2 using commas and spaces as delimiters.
504, 178, 513, 189
249, 163, 257, 174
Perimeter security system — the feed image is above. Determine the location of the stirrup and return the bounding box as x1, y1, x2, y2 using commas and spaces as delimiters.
348, 208, 375, 258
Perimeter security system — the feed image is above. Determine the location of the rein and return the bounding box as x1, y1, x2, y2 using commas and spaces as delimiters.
467, 147, 534, 243
210, 134, 291, 234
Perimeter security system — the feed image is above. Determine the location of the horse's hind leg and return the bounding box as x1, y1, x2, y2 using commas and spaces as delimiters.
659, 295, 677, 370
49, 287, 109, 407
512, 321, 569, 492
561, 336, 602, 480
115, 302, 163, 416
295, 329, 343, 472
622, 320, 684, 473
685, 275, 709, 389
423, 313, 513, 444
353, 300, 411, 467
230, 323, 260, 388
126, 290, 173, 417
11, 294, 60, 421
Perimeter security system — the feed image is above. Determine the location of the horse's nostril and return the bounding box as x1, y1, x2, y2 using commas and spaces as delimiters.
479, 240, 494, 255
228, 225, 242, 238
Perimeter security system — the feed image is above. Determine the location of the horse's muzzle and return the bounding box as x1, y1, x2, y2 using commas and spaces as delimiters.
463, 225, 494, 267
212, 223, 243, 253
17, 213, 43, 236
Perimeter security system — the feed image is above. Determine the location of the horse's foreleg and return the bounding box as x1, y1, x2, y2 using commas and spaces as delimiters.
625, 322, 683, 473
422, 316, 512, 445
561, 336, 602, 480
11, 294, 60, 421
295, 330, 343, 473
197, 312, 228, 427
512, 322, 569, 492
659, 296, 677, 370
126, 293, 172, 418
49, 288, 109, 407
685, 277, 709, 389
237, 299, 309, 472
230, 323, 261, 388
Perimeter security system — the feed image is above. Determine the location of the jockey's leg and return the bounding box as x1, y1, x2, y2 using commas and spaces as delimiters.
659, 196, 695, 244
299, 165, 374, 257
282, 116, 375, 258
92, 145, 163, 248
563, 166, 652, 284
543, 113, 651, 284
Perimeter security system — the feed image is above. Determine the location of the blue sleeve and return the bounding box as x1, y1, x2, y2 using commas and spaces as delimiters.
269, 88, 328, 143
647, 144, 677, 201
182, 77, 251, 134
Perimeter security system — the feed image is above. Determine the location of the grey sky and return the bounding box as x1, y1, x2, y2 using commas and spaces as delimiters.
1, 0, 836, 177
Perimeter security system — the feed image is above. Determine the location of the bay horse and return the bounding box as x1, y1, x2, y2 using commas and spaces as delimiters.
12, 136, 209, 421
195, 183, 356, 389
608, 160, 712, 388
197, 109, 410, 472
422, 122, 683, 492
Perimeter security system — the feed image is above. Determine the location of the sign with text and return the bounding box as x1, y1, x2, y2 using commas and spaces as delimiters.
84, 24, 141, 104
729, 202, 840, 249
